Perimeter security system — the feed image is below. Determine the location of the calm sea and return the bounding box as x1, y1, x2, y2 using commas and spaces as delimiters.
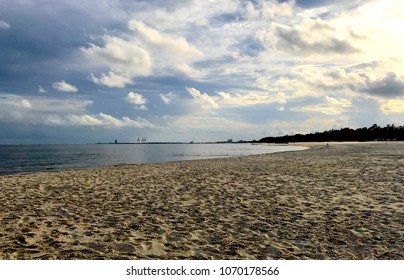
0, 143, 306, 175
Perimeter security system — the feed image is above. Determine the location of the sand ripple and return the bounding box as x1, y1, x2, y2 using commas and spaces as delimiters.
0, 142, 403, 259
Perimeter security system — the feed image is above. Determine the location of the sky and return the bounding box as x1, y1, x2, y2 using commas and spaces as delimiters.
0, 0, 403, 144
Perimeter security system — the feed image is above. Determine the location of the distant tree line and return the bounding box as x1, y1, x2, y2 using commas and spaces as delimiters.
259, 124, 404, 143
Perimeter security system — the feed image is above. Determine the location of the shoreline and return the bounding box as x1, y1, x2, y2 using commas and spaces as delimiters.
1, 141, 396, 177
0, 142, 403, 259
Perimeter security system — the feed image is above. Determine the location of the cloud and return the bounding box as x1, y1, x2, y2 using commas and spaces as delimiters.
362, 73, 404, 98
257, 63, 368, 103
20, 99, 32, 108
348, 97, 387, 127
128, 20, 202, 58
175, 63, 204, 78
209, 12, 242, 26
125, 92, 147, 110
0, 93, 153, 129
0, 94, 92, 113
181, 88, 289, 113
38, 85, 47, 93
217, 90, 287, 107
174, 115, 251, 130
0, 95, 32, 109
0, 20, 10, 29
295, 0, 337, 8
45, 113, 153, 128
267, 117, 351, 136
380, 100, 404, 114
272, 20, 359, 55
186, 87, 219, 110
291, 96, 352, 115
160, 92, 177, 104
0, 93, 93, 125
82, 20, 204, 85
243, 0, 295, 19
90, 71, 133, 88
52, 80, 78, 92
81, 35, 152, 78
33, 98, 93, 113
126, 92, 146, 105
235, 37, 266, 57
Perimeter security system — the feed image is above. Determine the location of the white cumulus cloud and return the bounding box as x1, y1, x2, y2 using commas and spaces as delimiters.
160, 92, 177, 104
90, 71, 133, 88
128, 20, 202, 58
82, 20, 204, 85
186, 87, 219, 110
244, 0, 295, 19
0, 95, 32, 109
45, 113, 153, 128
175, 63, 204, 78
38, 85, 47, 93
52, 81, 78, 93
81, 35, 152, 80
125, 92, 147, 110
0, 93, 94, 125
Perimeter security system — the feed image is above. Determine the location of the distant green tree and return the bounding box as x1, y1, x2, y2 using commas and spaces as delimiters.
259, 124, 404, 143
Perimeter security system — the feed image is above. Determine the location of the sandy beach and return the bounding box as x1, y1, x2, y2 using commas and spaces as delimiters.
0, 142, 403, 260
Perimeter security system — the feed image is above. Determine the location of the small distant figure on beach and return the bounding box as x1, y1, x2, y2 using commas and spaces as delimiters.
326, 143, 329, 148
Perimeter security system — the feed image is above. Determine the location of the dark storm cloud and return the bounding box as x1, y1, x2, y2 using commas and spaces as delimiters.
0, 0, 131, 94
362, 73, 404, 98
0, 1, 101, 61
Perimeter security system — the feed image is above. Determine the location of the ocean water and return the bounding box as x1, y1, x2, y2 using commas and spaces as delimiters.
0, 143, 306, 175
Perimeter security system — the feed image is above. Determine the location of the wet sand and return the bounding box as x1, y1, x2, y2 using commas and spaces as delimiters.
0, 142, 403, 259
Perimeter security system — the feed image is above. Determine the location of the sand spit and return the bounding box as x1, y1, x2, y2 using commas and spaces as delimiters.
0, 142, 403, 259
